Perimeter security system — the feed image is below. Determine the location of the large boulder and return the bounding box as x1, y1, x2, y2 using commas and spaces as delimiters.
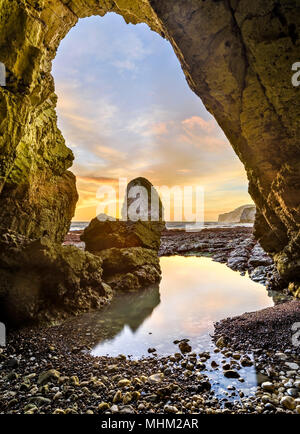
81, 219, 163, 253
0, 229, 112, 326
99, 247, 162, 291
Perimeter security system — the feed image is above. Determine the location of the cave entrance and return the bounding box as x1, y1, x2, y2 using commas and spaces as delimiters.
52, 13, 252, 229
1, 1, 299, 310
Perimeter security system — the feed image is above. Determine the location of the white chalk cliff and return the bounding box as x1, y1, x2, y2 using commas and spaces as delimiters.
218, 205, 256, 224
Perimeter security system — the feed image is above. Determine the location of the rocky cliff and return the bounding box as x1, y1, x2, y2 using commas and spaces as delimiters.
218, 205, 256, 224
0, 0, 299, 323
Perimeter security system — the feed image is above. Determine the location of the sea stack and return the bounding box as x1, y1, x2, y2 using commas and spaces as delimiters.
82, 177, 165, 291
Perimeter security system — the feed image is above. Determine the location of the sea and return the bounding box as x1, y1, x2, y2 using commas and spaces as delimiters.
69, 221, 253, 232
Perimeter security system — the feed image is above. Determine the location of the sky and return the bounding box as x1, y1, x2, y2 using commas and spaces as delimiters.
52, 13, 253, 222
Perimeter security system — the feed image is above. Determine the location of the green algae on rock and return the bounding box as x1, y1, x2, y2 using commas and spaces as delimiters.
0, 229, 112, 325
81, 219, 164, 253
98, 247, 162, 291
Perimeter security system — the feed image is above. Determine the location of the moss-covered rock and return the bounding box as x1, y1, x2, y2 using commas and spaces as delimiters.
81, 219, 164, 252
0, 229, 112, 325
98, 247, 161, 291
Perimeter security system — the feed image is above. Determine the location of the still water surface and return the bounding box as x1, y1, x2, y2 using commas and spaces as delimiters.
61, 256, 276, 399
91, 256, 273, 358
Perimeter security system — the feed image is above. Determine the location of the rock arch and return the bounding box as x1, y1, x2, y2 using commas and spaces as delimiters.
0, 0, 299, 296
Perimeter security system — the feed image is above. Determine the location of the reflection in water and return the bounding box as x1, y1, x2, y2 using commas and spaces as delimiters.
91, 256, 274, 358
59, 284, 160, 350
59, 256, 276, 401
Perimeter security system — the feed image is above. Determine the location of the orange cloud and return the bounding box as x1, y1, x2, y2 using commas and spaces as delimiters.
182, 116, 215, 134
151, 122, 168, 135
76, 175, 119, 185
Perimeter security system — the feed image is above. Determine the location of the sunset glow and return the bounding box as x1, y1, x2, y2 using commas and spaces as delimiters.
53, 14, 253, 222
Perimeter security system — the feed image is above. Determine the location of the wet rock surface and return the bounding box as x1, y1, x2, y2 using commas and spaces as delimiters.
81, 220, 163, 291
158, 227, 283, 290
0, 229, 112, 326
81, 219, 163, 252
98, 247, 162, 292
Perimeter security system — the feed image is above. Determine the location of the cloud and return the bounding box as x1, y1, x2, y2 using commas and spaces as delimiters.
125, 107, 171, 137
57, 90, 249, 220
72, 110, 248, 217
110, 33, 151, 73
76, 175, 119, 185
182, 116, 215, 133
56, 80, 119, 136
55, 15, 151, 76
151, 122, 168, 135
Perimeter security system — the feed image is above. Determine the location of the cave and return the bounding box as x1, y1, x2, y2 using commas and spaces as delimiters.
0, 0, 299, 325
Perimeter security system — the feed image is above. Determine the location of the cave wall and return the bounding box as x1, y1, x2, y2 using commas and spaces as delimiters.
0, 0, 299, 294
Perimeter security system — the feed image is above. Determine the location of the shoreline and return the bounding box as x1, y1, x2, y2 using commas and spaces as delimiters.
64, 226, 286, 293
1, 227, 299, 414
1, 303, 299, 414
